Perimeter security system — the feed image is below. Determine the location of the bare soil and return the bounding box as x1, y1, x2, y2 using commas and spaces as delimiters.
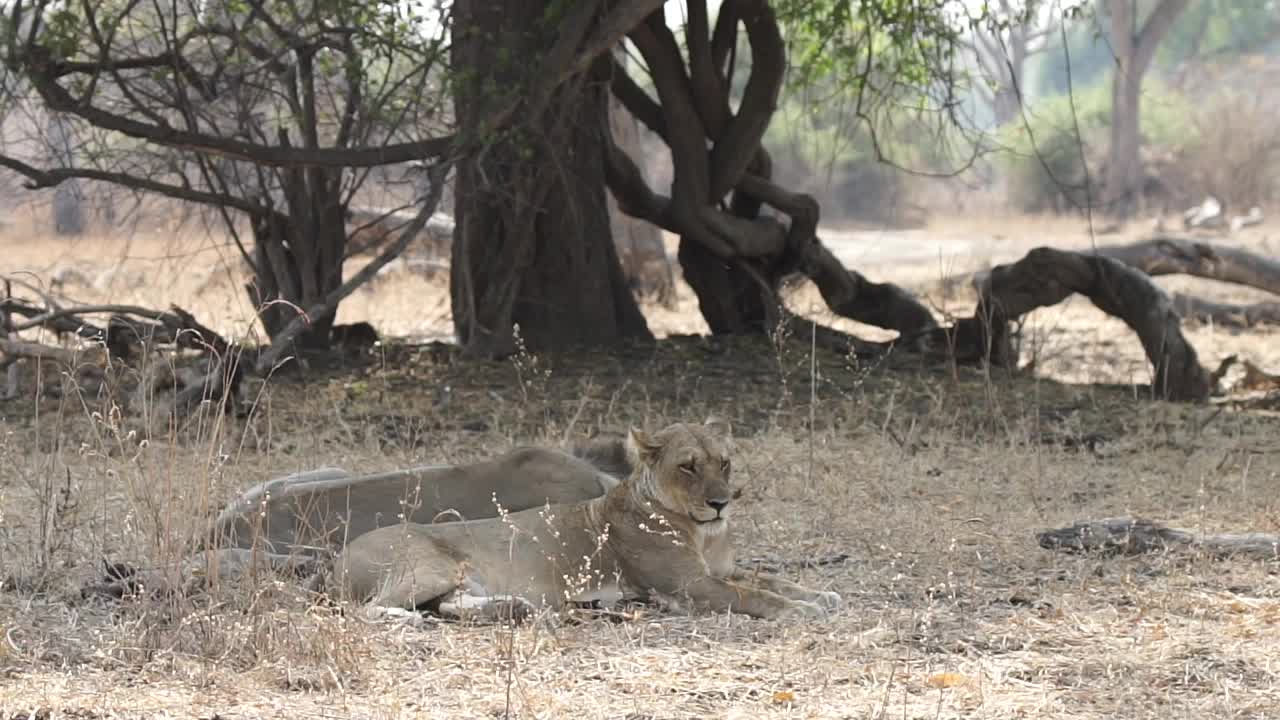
2, 212, 1279, 719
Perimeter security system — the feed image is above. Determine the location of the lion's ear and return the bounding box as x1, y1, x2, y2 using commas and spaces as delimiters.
627, 427, 662, 466
703, 415, 732, 439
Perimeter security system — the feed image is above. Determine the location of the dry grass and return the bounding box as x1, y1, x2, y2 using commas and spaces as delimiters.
2, 213, 1280, 719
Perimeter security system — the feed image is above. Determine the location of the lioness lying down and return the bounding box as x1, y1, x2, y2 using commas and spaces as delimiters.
337, 421, 842, 621
84, 438, 630, 599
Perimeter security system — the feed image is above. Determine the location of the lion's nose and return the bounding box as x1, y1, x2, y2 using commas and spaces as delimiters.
706, 499, 730, 514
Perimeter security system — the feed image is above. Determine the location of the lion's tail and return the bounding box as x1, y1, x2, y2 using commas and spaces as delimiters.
570, 435, 633, 480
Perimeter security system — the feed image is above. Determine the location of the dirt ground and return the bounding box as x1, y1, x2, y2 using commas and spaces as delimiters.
2, 211, 1279, 719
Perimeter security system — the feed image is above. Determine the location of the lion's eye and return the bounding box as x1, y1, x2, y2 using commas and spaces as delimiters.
679, 461, 696, 475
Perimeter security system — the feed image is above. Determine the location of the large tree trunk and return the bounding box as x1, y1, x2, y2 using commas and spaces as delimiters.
990, 21, 1029, 128
450, 0, 652, 358
1105, 64, 1143, 216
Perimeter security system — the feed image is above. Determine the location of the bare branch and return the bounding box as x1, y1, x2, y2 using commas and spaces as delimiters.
710, 0, 740, 76
707, 0, 784, 199
1132, 0, 1192, 78
20, 62, 457, 167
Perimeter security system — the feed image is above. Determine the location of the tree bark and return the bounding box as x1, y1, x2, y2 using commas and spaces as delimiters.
450, 0, 652, 358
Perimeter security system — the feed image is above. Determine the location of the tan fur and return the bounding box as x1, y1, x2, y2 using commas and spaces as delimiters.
213, 444, 623, 556
337, 420, 842, 621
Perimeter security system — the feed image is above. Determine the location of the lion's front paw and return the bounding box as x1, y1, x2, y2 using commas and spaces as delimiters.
778, 600, 829, 621
814, 590, 842, 611
362, 605, 429, 628
441, 593, 536, 624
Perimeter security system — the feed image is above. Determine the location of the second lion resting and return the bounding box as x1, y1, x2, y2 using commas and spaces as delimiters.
337, 420, 841, 621
83, 437, 631, 600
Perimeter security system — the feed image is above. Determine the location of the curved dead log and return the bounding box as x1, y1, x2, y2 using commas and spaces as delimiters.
1092, 236, 1280, 296
1039, 517, 1280, 561
974, 247, 1212, 402
973, 236, 1280, 329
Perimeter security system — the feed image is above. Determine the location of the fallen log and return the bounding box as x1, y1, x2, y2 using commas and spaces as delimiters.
0, 292, 239, 413
1039, 517, 1280, 561
166, 354, 247, 418
1171, 293, 1280, 328
1211, 355, 1280, 393
0, 337, 98, 364
1090, 236, 1280, 297
0, 298, 232, 357
0, 297, 104, 340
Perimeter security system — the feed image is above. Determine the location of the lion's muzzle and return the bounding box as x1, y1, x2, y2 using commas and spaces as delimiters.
691, 497, 732, 524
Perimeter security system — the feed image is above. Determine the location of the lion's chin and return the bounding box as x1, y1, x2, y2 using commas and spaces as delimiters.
692, 516, 728, 536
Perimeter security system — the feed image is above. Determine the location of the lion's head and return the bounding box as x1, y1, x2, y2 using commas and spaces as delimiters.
627, 419, 738, 534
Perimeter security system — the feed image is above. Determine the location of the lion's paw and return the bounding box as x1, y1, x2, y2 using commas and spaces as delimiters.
779, 600, 829, 621
486, 595, 535, 624
814, 590, 843, 611
441, 593, 536, 624
362, 605, 429, 628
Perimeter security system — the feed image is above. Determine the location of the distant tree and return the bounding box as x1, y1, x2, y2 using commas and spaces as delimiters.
1101, 0, 1190, 217
45, 112, 82, 235
968, 0, 1054, 127
1158, 0, 1280, 73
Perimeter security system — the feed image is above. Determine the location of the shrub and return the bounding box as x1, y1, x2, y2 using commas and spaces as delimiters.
998, 76, 1195, 214
1177, 90, 1280, 211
